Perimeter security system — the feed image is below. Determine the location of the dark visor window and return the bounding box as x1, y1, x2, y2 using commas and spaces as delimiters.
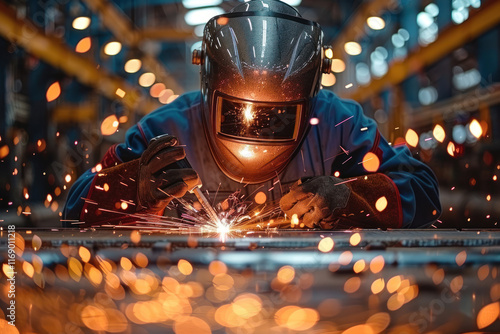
217, 96, 301, 140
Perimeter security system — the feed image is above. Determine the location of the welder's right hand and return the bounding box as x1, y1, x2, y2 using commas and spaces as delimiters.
80, 135, 200, 225
137, 135, 201, 212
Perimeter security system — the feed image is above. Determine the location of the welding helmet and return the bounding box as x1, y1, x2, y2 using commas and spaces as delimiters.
192, 0, 332, 184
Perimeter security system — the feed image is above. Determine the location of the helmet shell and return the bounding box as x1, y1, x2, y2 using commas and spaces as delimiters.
199, 0, 325, 183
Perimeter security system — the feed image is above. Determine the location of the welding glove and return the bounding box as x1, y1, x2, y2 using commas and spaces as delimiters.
137, 134, 201, 212
280, 174, 403, 229
280, 176, 350, 229
80, 135, 201, 225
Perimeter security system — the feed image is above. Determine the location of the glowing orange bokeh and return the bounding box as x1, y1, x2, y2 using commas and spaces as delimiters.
0, 145, 9, 159
371, 278, 385, 294
81, 305, 108, 331
101, 115, 119, 136
362, 152, 380, 172
209, 260, 228, 276
174, 317, 211, 334
79, 246, 91, 263
353, 259, 366, 273
254, 191, 267, 204
455, 250, 467, 266
350, 232, 361, 246
405, 129, 419, 147
370, 255, 385, 274
344, 277, 361, 293
46, 82, 61, 102
477, 302, 500, 329
375, 196, 388, 212
277, 265, 295, 284
75, 37, 91, 53
318, 237, 334, 253
366, 312, 391, 334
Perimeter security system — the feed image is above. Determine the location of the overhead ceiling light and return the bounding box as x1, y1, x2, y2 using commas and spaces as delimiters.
425, 3, 440, 17
469, 119, 482, 139
281, 0, 302, 6
321, 73, 336, 87
139, 72, 156, 87
182, 0, 222, 9
367, 16, 385, 30
331, 59, 346, 73
324, 48, 333, 59
124, 59, 142, 73
184, 7, 224, 26
104, 41, 122, 56
194, 25, 205, 37
344, 41, 362, 56
191, 41, 203, 53
72, 17, 91, 30
159, 89, 174, 104
150, 83, 166, 98
417, 11, 434, 28
115, 88, 126, 98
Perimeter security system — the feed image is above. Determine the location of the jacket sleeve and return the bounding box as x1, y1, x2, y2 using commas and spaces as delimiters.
319, 94, 441, 228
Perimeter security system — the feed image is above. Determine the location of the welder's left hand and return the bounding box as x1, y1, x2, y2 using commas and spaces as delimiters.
280, 176, 351, 229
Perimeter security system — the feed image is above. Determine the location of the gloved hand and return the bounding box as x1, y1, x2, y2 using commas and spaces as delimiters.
137, 134, 201, 212
80, 135, 201, 225
280, 176, 351, 229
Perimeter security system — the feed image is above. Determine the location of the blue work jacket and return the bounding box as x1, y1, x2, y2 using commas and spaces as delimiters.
64, 90, 441, 228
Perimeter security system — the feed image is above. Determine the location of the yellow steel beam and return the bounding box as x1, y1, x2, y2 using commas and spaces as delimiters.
0, 1, 153, 114
405, 83, 500, 129
52, 102, 98, 123
83, 0, 185, 94
140, 27, 195, 41
343, 0, 500, 102
82, 0, 140, 46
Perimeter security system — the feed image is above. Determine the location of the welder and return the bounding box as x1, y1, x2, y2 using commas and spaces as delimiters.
64, 0, 441, 229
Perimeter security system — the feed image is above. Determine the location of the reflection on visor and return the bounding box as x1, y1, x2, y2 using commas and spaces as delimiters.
217, 96, 302, 141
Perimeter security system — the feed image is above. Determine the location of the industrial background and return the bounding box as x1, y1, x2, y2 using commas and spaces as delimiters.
1, 0, 499, 229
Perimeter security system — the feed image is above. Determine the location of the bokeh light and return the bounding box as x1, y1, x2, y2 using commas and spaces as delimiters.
405, 129, 419, 147
362, 152, 380, 172
321, 73, 336, 86
318, 237, 334, 252
331, 58, 346, 73
46, 82, 61, 102
344, 41, 362, 55
75, 37, 91, 53
367, 16, 385, 30
104, 41, 122, 56
101, 115, 119, 136
72, 17, 91, 30
124, 59, 142, 73
139, 72, 156, 87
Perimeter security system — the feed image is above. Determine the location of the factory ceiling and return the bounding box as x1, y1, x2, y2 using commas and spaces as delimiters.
1, 0, 497, 116
0, 0, 367, 112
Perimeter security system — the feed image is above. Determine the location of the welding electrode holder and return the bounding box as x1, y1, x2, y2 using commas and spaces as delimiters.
148, 135, 220, 223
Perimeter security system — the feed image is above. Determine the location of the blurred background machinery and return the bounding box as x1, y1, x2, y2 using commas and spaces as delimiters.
0, 0, 499, 228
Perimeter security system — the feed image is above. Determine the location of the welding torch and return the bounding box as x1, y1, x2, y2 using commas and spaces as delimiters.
173, 156, 221, 225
